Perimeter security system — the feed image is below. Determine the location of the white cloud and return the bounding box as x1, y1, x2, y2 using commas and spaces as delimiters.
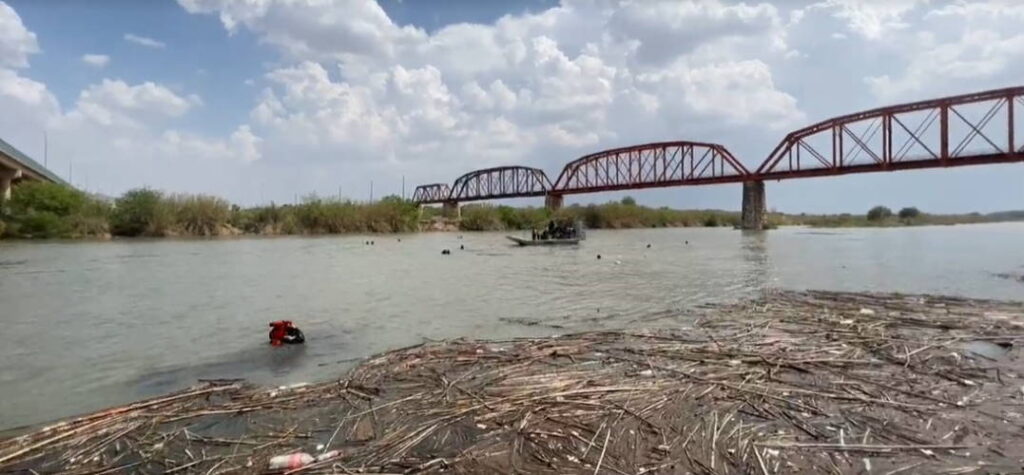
802, 0, 927, 40
69, 79, 197, 128
124, 33, 166, 49
607, 0, 785, 64
0, 1, 38, 68
637, 60, 803, 127
2, 0, 1015, 207
81, 54, 110, 68
0, 3, 259, 198
860, 2, 1024, 100
178, 0, 803, 188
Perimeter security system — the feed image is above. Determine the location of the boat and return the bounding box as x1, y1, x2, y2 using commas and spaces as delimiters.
506, 236, 580, 246
507, 219, 586, 246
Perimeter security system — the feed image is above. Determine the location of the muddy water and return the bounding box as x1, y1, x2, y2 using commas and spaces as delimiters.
1, 223, 1022, 429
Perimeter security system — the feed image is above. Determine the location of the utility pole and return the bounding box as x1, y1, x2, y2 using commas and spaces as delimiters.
402, 175, 405, 200
369, 180, 374, 202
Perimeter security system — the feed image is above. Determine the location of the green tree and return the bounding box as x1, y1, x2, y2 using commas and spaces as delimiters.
898, 207, 921, 219
7, 181, 88, 217
866, 206, 893, 221
621, 196, 637, 206
111, 188, 169, 236
3, 182, 108, 238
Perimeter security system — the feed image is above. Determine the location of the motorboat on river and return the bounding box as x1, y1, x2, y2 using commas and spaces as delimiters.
506, 235, 580, 246
507, 219, 585, 246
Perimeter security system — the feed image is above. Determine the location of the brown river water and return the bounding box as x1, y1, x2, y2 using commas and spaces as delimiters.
1, 223, 1022, 429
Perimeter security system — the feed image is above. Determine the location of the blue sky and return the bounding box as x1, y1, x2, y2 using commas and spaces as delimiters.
0, 0, 1021, 212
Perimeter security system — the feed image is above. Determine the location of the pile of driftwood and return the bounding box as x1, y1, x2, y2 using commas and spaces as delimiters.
3, 290, 1024, 474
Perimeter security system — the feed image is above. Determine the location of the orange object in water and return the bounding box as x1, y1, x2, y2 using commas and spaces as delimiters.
269, 320, 305, 345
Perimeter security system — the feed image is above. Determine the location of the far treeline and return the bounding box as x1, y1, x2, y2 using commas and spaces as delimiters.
0, 182, 1022, 239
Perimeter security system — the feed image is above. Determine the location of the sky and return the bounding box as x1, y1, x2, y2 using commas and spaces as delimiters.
0, 0, 1022, 213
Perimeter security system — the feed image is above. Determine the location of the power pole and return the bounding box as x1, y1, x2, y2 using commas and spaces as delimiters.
402, 175, 405, 200
369, 180, 374, 202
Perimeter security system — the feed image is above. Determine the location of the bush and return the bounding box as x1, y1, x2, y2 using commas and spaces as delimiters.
459, 205, 504, 231
112, 188, 170, 236
15, 211, 70, 238
866, 206, 893, 221
172, 194, 232, 236
898, 207, 921, 219
2, 182, 109, 238
367, 195, 420, 232
7, 181, 88, 217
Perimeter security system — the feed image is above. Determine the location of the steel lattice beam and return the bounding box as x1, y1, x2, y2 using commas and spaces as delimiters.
552, 141, 749, 194
411, 183, 451, 204
448, 166, 552, 202
756, 85, 1024, 179
412, 86, 1024, 204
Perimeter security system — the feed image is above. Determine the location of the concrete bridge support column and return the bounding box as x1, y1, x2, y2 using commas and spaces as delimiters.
545, 194, 564, 212
741, 180, 766, 230
442, 200, 460, 219
0, 168, 20, 202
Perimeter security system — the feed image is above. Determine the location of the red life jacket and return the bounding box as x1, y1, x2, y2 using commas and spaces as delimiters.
269, 320, 293, 345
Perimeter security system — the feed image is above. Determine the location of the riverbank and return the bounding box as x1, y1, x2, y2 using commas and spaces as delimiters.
2, 182, 1022, 239
3, 289, 1023, 473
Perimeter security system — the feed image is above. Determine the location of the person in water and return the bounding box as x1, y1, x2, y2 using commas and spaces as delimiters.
269, 320, 305, 346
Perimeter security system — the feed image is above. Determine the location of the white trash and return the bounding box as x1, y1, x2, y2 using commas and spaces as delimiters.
316, 450, 340, 462
268, 453, 314, 470
859, 308, 875, 315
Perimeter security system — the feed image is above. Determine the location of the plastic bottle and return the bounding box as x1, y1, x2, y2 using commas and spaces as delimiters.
268, 453, 314, 470
316, 450, 340, 462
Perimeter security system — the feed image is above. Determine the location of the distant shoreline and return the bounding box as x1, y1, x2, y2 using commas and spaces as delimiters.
3, 218, 1023, 243
2, 182, 1022, 239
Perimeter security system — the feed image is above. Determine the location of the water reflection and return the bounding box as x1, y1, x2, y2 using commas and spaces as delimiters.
740, 230, 770, 291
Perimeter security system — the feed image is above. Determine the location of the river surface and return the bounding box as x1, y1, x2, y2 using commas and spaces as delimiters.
1, 224, 1023, 429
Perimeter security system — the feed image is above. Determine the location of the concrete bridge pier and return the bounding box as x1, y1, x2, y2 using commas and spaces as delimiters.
442, 200, 461, 219
741, 180, 766, 230
0, 167, 20, 202
545, 194, 563, 211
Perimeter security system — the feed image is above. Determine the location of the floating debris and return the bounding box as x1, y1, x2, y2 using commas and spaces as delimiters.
2, 290, 1024, 473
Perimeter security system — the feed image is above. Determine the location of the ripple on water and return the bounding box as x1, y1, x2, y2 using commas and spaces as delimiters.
1, 225, 1024, 429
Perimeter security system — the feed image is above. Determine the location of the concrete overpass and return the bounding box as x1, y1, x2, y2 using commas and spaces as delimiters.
0, 137, 67, 201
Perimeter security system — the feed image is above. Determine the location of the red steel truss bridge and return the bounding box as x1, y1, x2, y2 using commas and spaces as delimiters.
413, 86, 1024, 228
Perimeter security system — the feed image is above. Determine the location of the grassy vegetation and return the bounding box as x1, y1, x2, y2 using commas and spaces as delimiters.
2, 184, 1022, 239
232, 195, 420, 234
457, 198, 741, 231
776, 205, 1024, 228
0, 182, 111, 238
1, 183, 419, 239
